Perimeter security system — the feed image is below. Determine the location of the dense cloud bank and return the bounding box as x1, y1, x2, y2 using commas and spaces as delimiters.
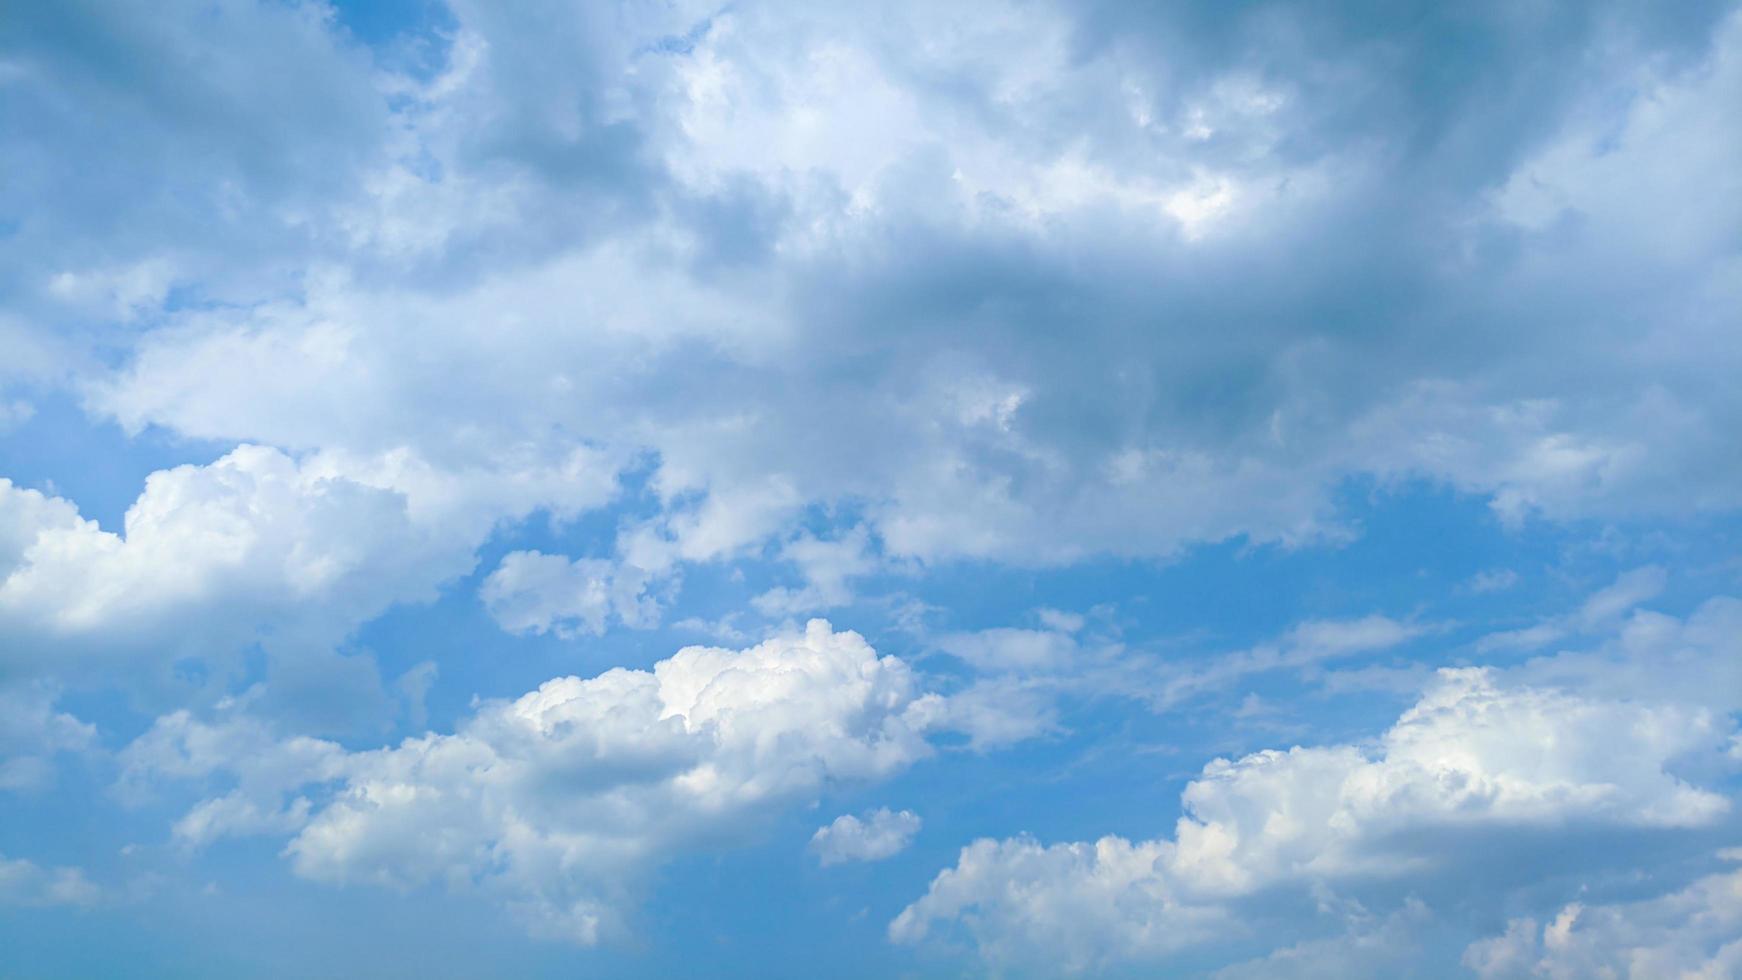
4, 1, 1738, 575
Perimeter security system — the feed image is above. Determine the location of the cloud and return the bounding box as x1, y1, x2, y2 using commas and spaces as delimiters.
0, 447, 456, 640
0, 853, 100, 908
0, 682, 95, 793
1467, 569, 1521, 594
117, 702, 348, 848
935, 627, 1081, 675
890, 833, 1222, 972
1211, 899, 1435, 980
752, 525, 879, 617
393, 661, 440, 731
0, 448, 454, 729
1151, 615, 1425, 707
0, 442, 617, 728
12, 1, 1724, 597
0, 0, 388, 283
906, 610, 1430, 770
892, 665, 1733, 971
1, 0, 1738, 964
1478, 566, 1669, 654
126, 621, 945, 943
810, 807, 922, 866
1513, 592, 1742, 715
480, 549, 659, 638
1463, 864, 1742, 979
1573, 567, 1672, 630
903, 677, 1062, 752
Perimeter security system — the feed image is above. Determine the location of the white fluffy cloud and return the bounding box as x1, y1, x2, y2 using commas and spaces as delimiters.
1464, 863, 1742, 979
0, 447, 455, 642
892, 833, 1223, 971
892, 666, 1733, 971
0, 442, 617, 728
126, 621, 945, 943
810, 807, 922, 866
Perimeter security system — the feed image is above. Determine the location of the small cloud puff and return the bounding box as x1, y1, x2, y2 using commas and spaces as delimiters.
811, 807, 922, 866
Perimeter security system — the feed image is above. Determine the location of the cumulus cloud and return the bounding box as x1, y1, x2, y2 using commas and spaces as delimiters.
891, 833, 1222, 971
0, 447, 454, 640
1463, 864, 1742, 979
892, 666, 1733, 971
126, 621, 948, 943
810, 807, 922, 866
0, 442, 617, 727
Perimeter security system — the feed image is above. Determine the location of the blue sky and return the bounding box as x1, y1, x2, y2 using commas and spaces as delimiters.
2, 1, 1741, 976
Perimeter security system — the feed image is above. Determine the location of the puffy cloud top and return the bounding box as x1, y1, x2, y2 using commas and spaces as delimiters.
892, 667, 1733, 971
129, 621, 935, 943
811, 807, 922, 865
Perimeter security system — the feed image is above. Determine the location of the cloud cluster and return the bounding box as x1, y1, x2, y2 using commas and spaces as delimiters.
2, 1, 1739, 969
125, 621, 941, 942
2, 0, 1730, 587
892, 664, 1734, 971
0, 442, 615, 726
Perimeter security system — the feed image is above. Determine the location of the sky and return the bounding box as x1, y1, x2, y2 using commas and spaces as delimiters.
1, 1, 1740, 976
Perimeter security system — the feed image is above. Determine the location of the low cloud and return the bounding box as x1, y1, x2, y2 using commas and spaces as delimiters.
811, 807, 922, 866
122, 621, 981, 944
893, 660, 1733, 972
